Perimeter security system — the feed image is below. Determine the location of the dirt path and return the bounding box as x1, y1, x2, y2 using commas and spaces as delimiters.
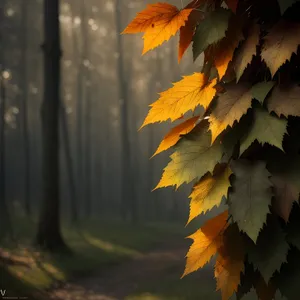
49, 240, 203, 300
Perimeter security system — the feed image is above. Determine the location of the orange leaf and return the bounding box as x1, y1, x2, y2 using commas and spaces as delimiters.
182, 210, 229, 277
261, 20, 300, 77
224, 0, 239, 13
178, 1, 205, 62
122, 3, 192, 54
205, 16, 244, 79
214, 225, 245, 300
152, 116, 199, 157
141, 73, 217, 128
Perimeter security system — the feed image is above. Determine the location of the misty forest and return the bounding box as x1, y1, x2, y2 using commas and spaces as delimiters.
1, 0, 300, 299
0, 0, 225, 299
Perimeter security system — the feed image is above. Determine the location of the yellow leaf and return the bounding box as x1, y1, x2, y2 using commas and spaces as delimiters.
209, 84, 252, 144
214, 225, 245, 300
141, 73, 217, 128
154, 121, 224, 190
152, 116, 199, 157
187, 165, 232, 225
182, 210, 229, 277
261, 20, 300, 77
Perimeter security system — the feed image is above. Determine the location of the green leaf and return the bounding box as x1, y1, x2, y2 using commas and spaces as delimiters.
267, 84, 300, 117
240, 107, 287, 155
247, 218, 289, 283
193, 8, 231, 61
251, 81, 275, 104
229, 159, 272, 243
276, 250, 300, 299
240, 289, 259, 300
277, 0, 300, 14
155, 121, 224, 190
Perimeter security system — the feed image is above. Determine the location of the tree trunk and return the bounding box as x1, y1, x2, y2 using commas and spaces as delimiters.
0, 0, 11, 239
81, 0, 92, 218
74, 3, 84, 218
35, 0, 68, 252
60, 102, 78, 225
115, 0, 137, 223
20, 0, 31, 216
0, 75, 10, 238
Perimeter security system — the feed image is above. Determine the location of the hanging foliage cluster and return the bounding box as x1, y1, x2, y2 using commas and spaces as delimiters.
123, 0, 300, 298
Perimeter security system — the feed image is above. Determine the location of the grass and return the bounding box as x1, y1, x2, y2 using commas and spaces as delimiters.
125, 263, 220, 300
1, 217, 190, 298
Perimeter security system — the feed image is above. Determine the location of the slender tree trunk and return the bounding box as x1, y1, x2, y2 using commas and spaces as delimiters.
0, 0, 11, 239
35, 0, 68, 252
81, 0, 92, 218
20, 0, 31, 216
0, 75, 10, 238
115, 0, 136, 222
74, 4, 84, 218
60, 102, 78, 224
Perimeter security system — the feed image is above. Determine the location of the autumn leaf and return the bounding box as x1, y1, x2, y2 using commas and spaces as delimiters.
229, 160, 272, 243
214, 225, 245, 300
193, 8, 232, 61
239, 107, 287, 155
182, 210, 229, 277
277, 0, 300, 14
155, 121, 224, 190
261, 20, 300, 77
224, 0, 239, 12
271, 176, 299, 223
122, 3, 192, 54
254, 277, 277, 300
205, 16, 244, 80
267, 84, 300, 117
178, 0, 205, 62
187, 165, 232, 224
247, 218, 289, 283
152, 116, 199, 157
234, 23, 260, 82
251, 81, 275, 104
141, 73, 217, 128
208, 84, 253, 144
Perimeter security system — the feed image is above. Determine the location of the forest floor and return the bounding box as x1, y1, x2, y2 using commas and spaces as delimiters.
48, 238, 220, 300
1, 218, 221, 300
1, 217, 227, 300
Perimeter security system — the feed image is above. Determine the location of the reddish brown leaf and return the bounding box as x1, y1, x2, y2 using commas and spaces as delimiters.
271, 176, 300, 223
254, 277, 277, 300
179, 9, 204, 62
224, 0, 239, 12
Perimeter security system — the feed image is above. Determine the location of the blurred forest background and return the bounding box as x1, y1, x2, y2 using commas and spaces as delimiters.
0, 0, 228, 299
